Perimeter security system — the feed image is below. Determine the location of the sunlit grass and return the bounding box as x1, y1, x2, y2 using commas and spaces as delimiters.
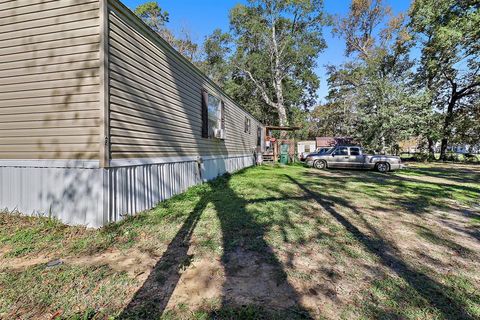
1, 163, 479, 319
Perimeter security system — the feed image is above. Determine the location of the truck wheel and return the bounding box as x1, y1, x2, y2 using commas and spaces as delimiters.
376, 162, 390, 173
314, 160, 327, 170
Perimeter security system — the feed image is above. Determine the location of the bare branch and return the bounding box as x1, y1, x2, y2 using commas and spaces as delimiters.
236, 64, 277, 109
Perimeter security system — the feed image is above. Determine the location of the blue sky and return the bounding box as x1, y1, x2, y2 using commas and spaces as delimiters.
121, 0, 412, 102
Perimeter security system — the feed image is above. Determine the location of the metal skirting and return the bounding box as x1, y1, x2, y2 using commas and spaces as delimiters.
105, 161, 201, 223
0, 154, 255, 227
106, 154, 255, 223
201, 154, 254, 181
0, 166, 104, 227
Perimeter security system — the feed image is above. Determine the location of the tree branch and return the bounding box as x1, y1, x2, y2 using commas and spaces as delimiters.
237, 64, 277, 109
457, 81, 480, 98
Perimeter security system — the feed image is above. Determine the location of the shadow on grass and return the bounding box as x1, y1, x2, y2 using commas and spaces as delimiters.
116, 165, 477, 319
117, 193, 205, 318
438, 218, 480, 242
401, 165, 480, 184
414, 224, 475, 258
302, 168, 479, 215
119, 173, 311, 319
284, 174, 476, 320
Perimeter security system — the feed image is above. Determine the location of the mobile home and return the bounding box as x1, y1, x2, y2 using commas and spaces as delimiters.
0, 0, 264, 227
297, 140, 316, 160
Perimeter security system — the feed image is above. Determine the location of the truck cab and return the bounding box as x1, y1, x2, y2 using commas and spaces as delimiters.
326, 146, 364, 169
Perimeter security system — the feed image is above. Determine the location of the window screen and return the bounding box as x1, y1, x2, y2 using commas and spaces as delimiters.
201, 90, 224, 138
244, 117, 251, 134
208, 94, 221, 135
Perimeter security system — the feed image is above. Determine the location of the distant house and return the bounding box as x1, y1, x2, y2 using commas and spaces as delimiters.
398, 138, 421, 153
297, 140, 316, 159
448, 145, 480, 154
398, 138, 479, 154
0, 0, 264, 227
316, 137, 354, 148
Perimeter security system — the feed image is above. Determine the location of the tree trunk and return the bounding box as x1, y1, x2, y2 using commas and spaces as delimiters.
439, 97, 456, 161
439, 137, 449, 161
277, 103, 289, 139
270, 19, 290, 140
273, 62, 289, 138
427, 137, 436, 161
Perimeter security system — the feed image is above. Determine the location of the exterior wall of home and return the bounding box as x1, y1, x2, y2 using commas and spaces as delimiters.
297, 141, 317, 154
102, 0, 263, 224
106, 0, 262, 161
0, 154, 254, 227
0, 0, 102, 160
0, 0, 263, 227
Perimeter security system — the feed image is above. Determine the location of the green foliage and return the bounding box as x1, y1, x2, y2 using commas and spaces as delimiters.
451, 102, 480, 147
409, 0, 479, 74
199, 0, 327, 128
134, 1, 200, 63
133, 1, 169, 32
312, 0, 479, 154
409, 0, 480, 158
319, 0, 426, 152
199, 29, 232, 87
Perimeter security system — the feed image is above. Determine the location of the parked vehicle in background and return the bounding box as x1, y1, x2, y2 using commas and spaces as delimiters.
305, 146, 404, 172
300, 147, 332, 161
315, 147, 332, 154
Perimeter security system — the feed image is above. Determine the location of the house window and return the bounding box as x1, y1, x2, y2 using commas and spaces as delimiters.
201, 90, 225, 139
208, 94, 221, 136
244, 117, 251, 134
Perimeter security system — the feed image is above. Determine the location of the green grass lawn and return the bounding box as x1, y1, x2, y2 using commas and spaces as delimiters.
400, 153, 480, 163
1, 163, 479, 319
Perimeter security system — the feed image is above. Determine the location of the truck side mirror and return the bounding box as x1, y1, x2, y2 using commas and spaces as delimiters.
332, 153, 335, 157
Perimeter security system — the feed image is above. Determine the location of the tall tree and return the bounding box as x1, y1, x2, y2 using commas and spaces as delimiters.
333, 0, 392, 60
450, 94, 480, 150
134, 1, 200, 63
324, 0, 422, 152
134, 1, 169, 31
310, 100, 356, 138
409, 0, 480, 160
227, 0, 326, 133
200, 29, 233, 87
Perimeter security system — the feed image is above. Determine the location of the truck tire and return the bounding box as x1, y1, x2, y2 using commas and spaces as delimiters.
314, 160, 327, 170
375, 162, 390, 173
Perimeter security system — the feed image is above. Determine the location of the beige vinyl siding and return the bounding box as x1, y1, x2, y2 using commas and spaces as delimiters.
107, 0, 262, 160
0, 0, 101, 160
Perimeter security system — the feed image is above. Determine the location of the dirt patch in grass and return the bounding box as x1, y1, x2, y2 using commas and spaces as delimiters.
163, 249, 300, 310
1, 163, 479, 319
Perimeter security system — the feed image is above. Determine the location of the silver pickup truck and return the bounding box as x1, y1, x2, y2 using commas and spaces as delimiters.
305, 146, 404, 172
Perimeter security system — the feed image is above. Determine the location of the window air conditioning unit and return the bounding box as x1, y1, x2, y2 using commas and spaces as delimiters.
214, 128, 226, 140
